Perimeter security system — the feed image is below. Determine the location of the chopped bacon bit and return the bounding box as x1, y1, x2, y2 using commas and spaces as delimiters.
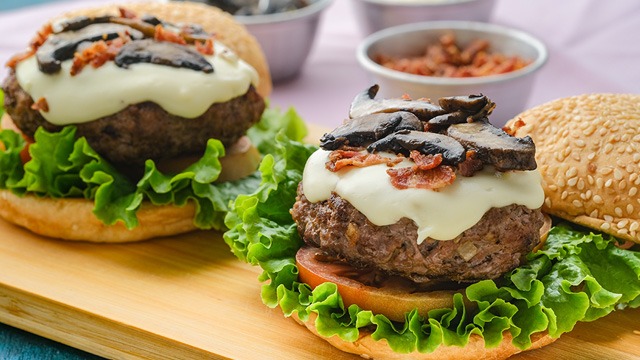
616, 240, 637, 250
326, 150, 403, 172
6, 50, 35, 69
503, 118, 526, 136
154, 25, 186, 45
31, 97, 49, 112
30, 23, 53, 51
458, 150, 484, 177
387, 165, 456, 190
70, 35, 129, 76
409, 151, 442, 170
7, 23, 53, 68
119, 7, 138, 19
195, 38, 215, 56
401, 93, 412, 100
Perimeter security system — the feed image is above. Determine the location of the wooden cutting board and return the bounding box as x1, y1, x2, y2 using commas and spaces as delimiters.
0, 124, 639, 359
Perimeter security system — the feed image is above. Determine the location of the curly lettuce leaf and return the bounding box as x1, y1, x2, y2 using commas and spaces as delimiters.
223, 136, 640, 354
0, 96, 307, 231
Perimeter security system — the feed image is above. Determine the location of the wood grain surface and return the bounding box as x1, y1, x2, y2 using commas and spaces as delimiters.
0, 124, 638, 359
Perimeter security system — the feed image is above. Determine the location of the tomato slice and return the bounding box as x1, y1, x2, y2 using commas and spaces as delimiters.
296, 246, 470, 322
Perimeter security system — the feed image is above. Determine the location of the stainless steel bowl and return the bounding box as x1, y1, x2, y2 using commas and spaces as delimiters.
356, 21, 548, 126
236, 0, 333, 82
352, 0, 496, 35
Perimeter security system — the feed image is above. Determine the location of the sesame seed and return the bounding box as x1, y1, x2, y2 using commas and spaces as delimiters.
544, 198, 551, 208
604, 214, 614, 222
630, 187, 638, 196
557, 178, 566, 187
631, 173, 639, 182
605, 179, 613, 188
566, 168, 578, 178
590, 209, 598, 218
614, 168, 623, 180
585, 190, 592, 199
593, 195, 604, 204
617, 146, 625, 154
583, 127, 596, 136
587, 152, 596, 160
601, 222, 611, 230
575, 139, 585, 148
600, 167, 613, 175
568, 177, 578, 187
618, 220, 629, 228
561, 191, 568, 200
620, 180, 627, 190
604, 143, 614, 154
615, 207, 623, 217
548, 184, 558, 191
599, 128, 608, 136
634, 153, 640, 163
628, 204, 635, 215
627, 165, 636, 173
596, 178, 604, 189
577, 178, 585, 190
572, 200, 583, 207
587, 175, 594, 185
631, 222, 640, 232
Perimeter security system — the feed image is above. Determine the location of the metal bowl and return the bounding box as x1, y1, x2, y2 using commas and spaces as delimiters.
236, 0, 333, 82
352, 0, 496, 35
356, 21, 548, 126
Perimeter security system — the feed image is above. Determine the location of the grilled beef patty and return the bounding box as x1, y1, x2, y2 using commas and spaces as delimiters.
291, 184, 544, 284
2, 70, 264, 167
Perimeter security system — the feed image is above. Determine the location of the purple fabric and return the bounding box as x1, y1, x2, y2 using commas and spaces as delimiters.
1, 0, 638, 129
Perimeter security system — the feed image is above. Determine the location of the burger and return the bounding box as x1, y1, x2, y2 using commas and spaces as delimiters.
224, 87, 640, 359
0, 2, 293, 242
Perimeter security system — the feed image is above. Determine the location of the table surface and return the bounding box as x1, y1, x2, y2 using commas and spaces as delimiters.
1, 0, 639, 358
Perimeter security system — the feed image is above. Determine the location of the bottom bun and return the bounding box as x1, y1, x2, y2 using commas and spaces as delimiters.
0, 189, 197, 242
294, 312, 556, 360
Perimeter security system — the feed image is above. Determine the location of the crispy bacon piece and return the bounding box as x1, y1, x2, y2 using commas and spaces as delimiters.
457, 150, 484, 177
70, 35, 128, 75
119, 7, 138, 19
387, 165, 456, 190
155, 25, 187, 45
326, 150, 403, 172
503, 118, 526, 136
6, 23, 53, 68
31, 97, 49, 112
409, 150, 442, 170
195, 38, 215, 56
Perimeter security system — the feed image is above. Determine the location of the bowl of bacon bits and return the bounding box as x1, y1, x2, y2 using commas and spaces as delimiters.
356, 21, 548, 126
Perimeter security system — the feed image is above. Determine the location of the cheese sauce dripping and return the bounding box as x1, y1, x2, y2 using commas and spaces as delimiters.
15, 41, 259, 125
302, 149, 544, 244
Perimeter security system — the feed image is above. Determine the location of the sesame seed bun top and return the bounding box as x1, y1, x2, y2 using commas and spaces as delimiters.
505, 93, 640, 244
57, 1, 272, 98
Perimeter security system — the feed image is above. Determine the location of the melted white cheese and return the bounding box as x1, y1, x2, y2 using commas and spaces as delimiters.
15, 42, 259, 125
302, 149, 544, 244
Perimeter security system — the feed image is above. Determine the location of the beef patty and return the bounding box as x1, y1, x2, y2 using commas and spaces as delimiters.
2, 69, 264, 167
291, 184, 544, 284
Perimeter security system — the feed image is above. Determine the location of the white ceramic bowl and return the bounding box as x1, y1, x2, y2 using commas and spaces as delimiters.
236, 0, 333, 82
356, 21, 548, 126
352, 0, 496, 35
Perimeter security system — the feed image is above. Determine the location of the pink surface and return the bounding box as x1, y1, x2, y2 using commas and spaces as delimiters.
1, 0, 638, 129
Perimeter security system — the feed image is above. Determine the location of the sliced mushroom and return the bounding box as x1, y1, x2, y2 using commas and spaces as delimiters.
36, 23, 144, 73
320, 111, 422, 150
446, 122, 536, 171
114, 39, 214, 73
349, 85, 446, 121
54, 15, 112, 33
427, 94, 496, 126
367, 130, 466, 165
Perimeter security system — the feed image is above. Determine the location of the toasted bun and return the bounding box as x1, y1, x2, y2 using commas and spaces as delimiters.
294, 313, 556, 360
506, 94, 640, 244
0, 114, 261, 242
57, 1, 271, 98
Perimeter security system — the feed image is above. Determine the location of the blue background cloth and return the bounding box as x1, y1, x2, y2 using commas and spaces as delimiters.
0, 323, 103, 359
